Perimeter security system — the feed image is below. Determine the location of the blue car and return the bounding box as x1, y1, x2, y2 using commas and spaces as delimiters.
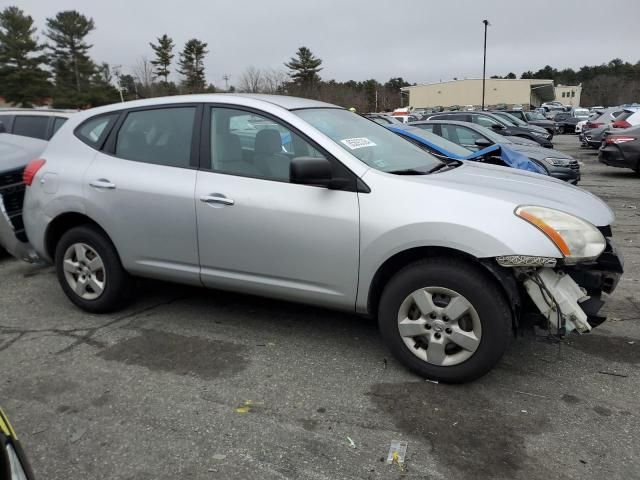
386, 124, 547, 175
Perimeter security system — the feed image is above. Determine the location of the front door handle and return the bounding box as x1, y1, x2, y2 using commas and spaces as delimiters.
200, 194, 234, 206
90, 179, 116, 190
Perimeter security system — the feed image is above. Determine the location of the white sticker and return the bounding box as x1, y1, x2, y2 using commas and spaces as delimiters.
340, 137, 377, 150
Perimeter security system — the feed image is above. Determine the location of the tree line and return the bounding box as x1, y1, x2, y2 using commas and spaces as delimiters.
492, 59, 640, 106
0, 5, 638, 110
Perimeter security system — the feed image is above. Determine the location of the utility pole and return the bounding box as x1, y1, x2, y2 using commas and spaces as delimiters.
222, 74, 230, 91
113, 65, 124, 102
482, 19, 490, 111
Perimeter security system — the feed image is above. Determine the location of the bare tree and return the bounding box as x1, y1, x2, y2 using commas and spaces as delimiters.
262, 68, 288, 94
239, 66, 263, 93
132, 56, 155, 89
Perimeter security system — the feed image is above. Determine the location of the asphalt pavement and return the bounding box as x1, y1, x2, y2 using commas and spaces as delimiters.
1, 135, 638, 479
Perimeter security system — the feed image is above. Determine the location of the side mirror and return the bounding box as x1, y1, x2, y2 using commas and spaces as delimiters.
491, 123, 505, 130
290, 156, 333, 188
475, 138, 493, 148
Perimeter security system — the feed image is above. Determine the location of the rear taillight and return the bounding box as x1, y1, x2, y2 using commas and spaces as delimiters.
23, 159, 46, 186
612, 120, 631, 129
586, 121, 603, 129
605, 135, 636, 145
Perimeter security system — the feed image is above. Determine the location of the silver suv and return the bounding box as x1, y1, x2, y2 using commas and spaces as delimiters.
20, 94, 623, 382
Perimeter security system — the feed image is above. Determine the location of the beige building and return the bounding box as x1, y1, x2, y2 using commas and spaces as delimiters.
401, 78, 557, 109
554, 85, 582, 107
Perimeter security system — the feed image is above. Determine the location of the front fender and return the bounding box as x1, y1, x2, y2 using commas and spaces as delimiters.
356, 221, 561, 313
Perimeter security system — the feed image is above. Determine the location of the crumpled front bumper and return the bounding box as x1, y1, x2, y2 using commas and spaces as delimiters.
517, 237, 624, 334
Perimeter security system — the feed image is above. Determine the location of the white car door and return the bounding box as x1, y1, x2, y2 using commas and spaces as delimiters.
195, 106, 360, 310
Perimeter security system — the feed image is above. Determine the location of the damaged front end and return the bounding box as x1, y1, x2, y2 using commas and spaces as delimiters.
0, 167, 39, 262
496, 229, 624, 335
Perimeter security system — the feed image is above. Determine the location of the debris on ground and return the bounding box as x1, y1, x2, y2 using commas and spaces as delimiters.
69, 426, 87, 443
347, 436, 356, 448
387, 440, 408, 469
425, 379, 439, 384
234, 400, 254, 414
598, 371, 628, 378
212, 454, 226, 461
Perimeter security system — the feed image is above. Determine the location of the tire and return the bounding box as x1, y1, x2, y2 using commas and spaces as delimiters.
558, 125, 565, 134
378, 257, 512, 383
55, 225, 133, 313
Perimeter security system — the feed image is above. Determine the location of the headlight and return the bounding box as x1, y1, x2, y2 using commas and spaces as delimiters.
532, 130, 549, 138
515, 205, 606, 263
544, 157, 571, 167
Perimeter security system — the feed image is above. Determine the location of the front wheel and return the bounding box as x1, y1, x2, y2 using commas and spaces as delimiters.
378, 258, 512, 383
55, 225, 133, 313
558, 125, 565, 134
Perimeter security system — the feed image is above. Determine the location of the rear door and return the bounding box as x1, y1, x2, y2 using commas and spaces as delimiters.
194, 105, 360, 310
83, 104, 201, 284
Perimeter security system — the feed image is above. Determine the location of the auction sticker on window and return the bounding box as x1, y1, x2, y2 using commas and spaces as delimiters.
340, 137, 377, 150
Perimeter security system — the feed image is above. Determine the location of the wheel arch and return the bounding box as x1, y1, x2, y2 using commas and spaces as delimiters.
365, 246, 519, 329
45, 212, 113, 260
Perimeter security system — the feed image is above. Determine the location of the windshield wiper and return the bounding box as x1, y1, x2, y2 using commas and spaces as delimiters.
388, 168, 430, 175
426, 160, 462, 174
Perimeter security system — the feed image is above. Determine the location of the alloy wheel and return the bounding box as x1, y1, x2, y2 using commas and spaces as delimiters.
62, 243, 106, 300
397, 286, 482, 366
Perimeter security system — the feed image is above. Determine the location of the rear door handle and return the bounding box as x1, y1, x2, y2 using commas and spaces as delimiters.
200, 194, 234, 206
90, 179, 116, 190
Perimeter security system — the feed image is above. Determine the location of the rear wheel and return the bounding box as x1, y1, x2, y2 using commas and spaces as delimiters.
55, 225, 133, 313
558, 125, 565, 134
378, 257, 512, 383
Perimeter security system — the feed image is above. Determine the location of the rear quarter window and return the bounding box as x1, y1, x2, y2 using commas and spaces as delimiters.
75, 114, 119, 149
12, 115, 49, 140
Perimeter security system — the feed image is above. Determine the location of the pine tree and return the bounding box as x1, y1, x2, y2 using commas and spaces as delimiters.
177, 38, 208, 92
0, 6, 50, 106
284, 46, 322, 88
150, 34, 174, 83
45, 10, 96, 107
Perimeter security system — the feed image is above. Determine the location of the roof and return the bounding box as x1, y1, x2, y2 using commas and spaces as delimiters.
76, 94, 339, 115
0, 108, 75, 116
401, 78, 555, 91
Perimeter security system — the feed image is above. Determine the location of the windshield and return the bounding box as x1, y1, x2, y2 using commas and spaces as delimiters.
574, 109, 589, 117
526, 112, 546, 121
496, 112, 528, 126
294, 108, 442, 172
397, 126, 472, 157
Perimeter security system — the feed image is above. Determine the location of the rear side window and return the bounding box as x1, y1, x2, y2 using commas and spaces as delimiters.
51, 117, 67, 136
12, 115, 49, 140
76, 114, 118, 148
115, 107, 195, 168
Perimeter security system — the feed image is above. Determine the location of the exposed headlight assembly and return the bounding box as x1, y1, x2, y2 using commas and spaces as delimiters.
532, 130, 550, 138
515, 205, 606, 264
544, 157, 571, 167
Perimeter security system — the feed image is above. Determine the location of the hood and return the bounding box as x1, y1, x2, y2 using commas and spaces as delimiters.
508, 143, 574, 161
0, 133, 48, 172
504, 136, 539, 146
413, 162, 613, 226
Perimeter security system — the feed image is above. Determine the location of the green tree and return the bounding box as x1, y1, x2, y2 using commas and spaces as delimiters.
505, 72, 516, 79
177, 38, 208, 92
45, 10, 96, 106
150, 34, 174, 83
0, 6, 50, 106
284, 46, 322, 88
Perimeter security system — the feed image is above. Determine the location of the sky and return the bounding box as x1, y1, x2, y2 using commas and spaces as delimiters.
5, 0, 640, 88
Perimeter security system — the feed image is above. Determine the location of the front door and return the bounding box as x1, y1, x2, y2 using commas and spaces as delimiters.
195, 106, 360, 310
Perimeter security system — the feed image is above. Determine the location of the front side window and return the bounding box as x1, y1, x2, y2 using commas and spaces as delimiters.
210, 108, 324, 182
12, 115, 49, 140
115, 107, 195, 168
472, 115, 501, 128
440, 124, 485, 149
295, 108, 442, 173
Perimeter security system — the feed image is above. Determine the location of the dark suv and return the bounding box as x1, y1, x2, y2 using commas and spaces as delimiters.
504, 110, 556, 136
424, 111, 554, 148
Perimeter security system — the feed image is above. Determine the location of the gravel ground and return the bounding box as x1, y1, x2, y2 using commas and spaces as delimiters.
0, 135, 638, 480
